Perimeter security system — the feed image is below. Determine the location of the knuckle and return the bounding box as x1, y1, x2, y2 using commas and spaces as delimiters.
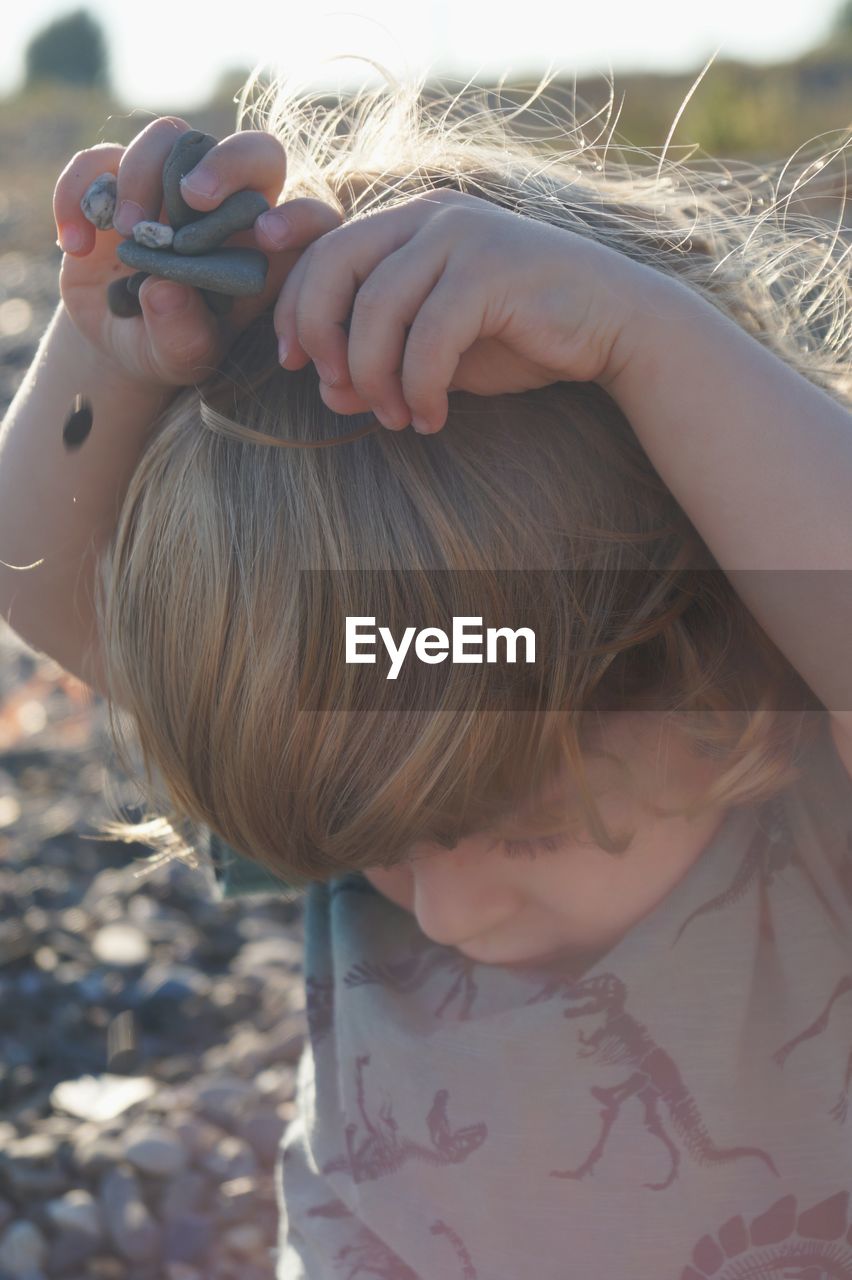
162, 326, 210, 367
407, 313, 444, 359
424, 186, 467, 205
293, 318, 325, 360
352, 280, 386, 316
240, 127, 283, 153
350, 367, 386, 401
150, 115, 188, 137
304, 229, 341, 266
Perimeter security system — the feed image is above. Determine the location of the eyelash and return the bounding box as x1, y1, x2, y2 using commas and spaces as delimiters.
501, 832, 570, 860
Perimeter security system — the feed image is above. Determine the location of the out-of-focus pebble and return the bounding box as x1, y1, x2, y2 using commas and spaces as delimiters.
0, 1220, 48, 1275
92, 923, 151, 967
52, 1073, 156, 1122
80, 173, 117, 230
44, 1188, 102, 1237
121, 1124, 188, 1177
99, 1165, 161, 1262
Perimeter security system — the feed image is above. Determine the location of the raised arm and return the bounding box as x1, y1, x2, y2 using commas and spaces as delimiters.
601, 269, 852, 770
0, 301, 176, 692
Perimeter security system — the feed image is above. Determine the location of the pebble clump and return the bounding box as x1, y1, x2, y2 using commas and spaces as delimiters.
0, 627, 307, 1279
79, 131, 270, 318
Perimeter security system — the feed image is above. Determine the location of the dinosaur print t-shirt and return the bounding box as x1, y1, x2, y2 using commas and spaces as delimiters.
264, 719, 852, 1279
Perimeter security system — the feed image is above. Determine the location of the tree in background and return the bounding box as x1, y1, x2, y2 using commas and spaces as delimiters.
831, 0, 852, 34
24, 8, 110, 92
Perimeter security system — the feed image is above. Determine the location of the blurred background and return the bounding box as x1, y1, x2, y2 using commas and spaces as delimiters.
0, 5, 850, 1278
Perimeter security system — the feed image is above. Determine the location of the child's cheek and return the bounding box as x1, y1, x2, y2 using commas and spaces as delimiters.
361, 863, 415, 912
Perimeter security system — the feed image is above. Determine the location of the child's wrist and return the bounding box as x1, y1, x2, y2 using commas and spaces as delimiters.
58, 301, 177, 407
597, 267, 716, 404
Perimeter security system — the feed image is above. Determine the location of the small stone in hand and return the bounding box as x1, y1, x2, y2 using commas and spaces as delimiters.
107, 277, 143, 318
132, 221, 174, 249
162, 130, 219, 230
80, 173, 117, 230
117, 240, 268, 297
172, 190, 270, 255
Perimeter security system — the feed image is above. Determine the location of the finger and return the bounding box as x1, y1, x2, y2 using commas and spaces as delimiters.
271, 247, 314, 367
137, 275, 231, 384
398, 274, 481, 433
254, 195, 343, 256
344, 242, 455, 430
273, 208, 425, 389
53, 142, 125, 255
178, 129, 288, 215
252, 197, 345, 307
113, 116, 196, 236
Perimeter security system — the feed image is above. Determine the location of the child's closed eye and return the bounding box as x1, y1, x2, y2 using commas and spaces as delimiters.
501, 832, 571, 861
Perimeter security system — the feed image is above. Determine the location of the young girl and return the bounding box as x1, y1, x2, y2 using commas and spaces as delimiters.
3, 64, 852, 1278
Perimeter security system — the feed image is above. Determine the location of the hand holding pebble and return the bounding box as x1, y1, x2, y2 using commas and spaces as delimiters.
81, 130, 271, 317
53, 117, 344, 392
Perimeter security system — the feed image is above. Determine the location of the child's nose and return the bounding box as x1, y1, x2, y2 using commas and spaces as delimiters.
407, 838, 520, 947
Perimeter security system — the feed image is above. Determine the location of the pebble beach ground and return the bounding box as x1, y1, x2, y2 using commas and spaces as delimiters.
0, 87, 305, 1280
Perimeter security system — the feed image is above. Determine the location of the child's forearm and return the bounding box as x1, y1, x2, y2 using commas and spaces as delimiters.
0, 300, 178, 689
603, 271, 852, 725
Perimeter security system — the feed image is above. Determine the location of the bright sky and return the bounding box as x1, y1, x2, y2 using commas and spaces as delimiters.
0, 0, 842, 110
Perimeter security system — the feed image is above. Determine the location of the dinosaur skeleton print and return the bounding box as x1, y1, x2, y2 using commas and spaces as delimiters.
268, 719, 852, 1279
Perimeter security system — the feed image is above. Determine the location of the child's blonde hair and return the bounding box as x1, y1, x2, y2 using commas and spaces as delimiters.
94, 60, 852, 890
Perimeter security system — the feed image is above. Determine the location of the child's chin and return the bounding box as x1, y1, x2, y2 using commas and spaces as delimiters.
465, 939, 601, 976
458, 939, 571, 970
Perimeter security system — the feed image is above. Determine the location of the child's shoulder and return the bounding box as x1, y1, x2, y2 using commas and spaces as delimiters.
828, 715, 852, 784
778, 716, 852, 883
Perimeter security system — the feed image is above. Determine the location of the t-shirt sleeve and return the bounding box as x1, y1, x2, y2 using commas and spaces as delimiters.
783, 715, 852, 913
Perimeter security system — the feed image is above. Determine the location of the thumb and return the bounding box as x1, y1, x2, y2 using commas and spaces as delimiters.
138, 277, 230, 385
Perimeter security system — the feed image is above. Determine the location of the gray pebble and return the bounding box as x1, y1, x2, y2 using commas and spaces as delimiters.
162, 131, 218, 231
200, 289, 234, 316
80, 173, 117, 230
116, 240, 268, 297
126, 271, 149, 297
199, 1134, 257, 1181
195, 1075, 255, 1119
0, 1220, 47, 1275
44, 1189, 102, 1238
132, 221, 174, 249
99, 1165, 161, 1262
106, 277, 143, 319
172, 190, 270, 255
121, 1124, 187, 1177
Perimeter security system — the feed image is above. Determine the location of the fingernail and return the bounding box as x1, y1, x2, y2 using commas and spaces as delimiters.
313, 360, 337, 386
411, 416, 432, 434
113, 200, 145, 237
257, 210, 292, 249
180, 168, 218, 198
278, 336, 289, 365
58, 224, 83, 253
146, 282, 190, 315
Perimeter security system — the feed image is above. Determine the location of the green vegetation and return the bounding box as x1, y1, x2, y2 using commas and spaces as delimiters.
0, 7, 849, 257
24, 8, 110, 93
